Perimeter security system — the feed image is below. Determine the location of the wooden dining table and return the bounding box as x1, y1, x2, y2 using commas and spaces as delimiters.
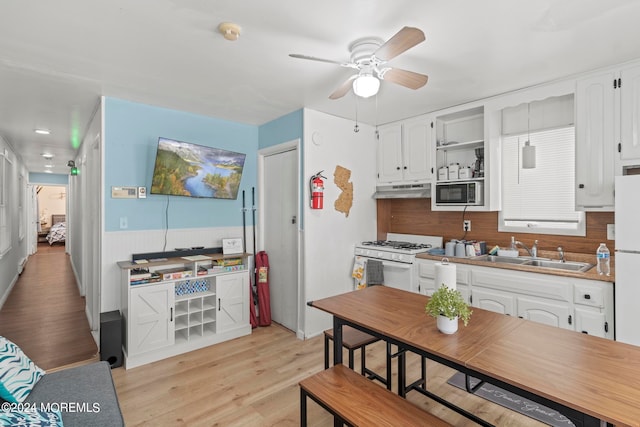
309, 285, 640, 427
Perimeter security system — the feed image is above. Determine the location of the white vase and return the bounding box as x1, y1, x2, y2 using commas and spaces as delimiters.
437, 315, 459, 334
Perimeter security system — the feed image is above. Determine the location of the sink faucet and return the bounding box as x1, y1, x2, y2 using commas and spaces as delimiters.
557, 246, 565, 263
514, 240, 535, 257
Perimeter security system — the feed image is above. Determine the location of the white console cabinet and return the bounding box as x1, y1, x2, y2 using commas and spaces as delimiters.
119, 254, 251, 369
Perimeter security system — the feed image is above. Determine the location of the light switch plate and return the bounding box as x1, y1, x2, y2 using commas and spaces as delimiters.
607, 224, 615, 240
222, 238, 243, 255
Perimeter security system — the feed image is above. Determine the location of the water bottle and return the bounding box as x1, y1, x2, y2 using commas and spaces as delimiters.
596, 243, 610, 276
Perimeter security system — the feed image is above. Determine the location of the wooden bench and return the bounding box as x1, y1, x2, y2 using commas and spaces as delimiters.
299, 364, 452, 426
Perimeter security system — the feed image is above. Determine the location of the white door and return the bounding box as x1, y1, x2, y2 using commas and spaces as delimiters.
262, 147, 298, 332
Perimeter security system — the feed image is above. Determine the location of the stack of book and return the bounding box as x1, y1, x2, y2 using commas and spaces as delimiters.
129, 268, 161, 285
207, 258, 244, 273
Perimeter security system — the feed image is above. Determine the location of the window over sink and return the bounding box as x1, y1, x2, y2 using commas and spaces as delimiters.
498, 94, 586, 236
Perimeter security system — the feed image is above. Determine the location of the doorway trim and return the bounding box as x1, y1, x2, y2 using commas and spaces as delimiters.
257, 139, 303, 338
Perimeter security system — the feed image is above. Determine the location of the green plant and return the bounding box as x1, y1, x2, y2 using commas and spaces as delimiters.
425, 286, 472, 326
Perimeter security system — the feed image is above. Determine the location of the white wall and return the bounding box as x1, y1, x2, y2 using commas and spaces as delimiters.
0, 135, 29, 309
302, 109, 377, 338
102, 226, 253, 312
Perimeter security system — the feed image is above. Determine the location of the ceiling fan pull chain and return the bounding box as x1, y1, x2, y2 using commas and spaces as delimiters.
354, 96, 360, 133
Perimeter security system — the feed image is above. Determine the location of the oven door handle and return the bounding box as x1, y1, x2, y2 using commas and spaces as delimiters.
381, 260, 413, 269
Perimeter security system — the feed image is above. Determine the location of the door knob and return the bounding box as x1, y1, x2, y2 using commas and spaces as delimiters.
291, 215, 297, 224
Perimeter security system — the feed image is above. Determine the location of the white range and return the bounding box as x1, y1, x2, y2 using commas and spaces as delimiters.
354, 233, 443, 292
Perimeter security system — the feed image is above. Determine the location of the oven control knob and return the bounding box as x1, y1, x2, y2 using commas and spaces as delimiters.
377, 251, 384, 258
391, 253, 399, 261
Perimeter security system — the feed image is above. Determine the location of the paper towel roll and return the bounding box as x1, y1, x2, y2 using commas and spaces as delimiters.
434, 261, 456, 290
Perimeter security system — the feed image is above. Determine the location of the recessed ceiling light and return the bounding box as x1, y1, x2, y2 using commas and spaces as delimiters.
44, 164, 53, 168
41, 153, 54, 159
44, 170, 53, 173
35, 129, 51, 135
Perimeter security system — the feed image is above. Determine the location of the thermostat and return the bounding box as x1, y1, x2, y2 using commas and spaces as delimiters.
138, 186, 147, 198
111, 186, 137, 199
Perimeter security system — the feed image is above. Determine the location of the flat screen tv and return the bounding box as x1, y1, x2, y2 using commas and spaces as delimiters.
150, 137, 246, 199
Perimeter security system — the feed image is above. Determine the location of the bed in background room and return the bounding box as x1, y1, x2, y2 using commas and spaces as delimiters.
46, 214, 66, 245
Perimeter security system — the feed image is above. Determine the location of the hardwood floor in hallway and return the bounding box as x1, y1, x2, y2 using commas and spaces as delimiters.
0, 243, 98, 370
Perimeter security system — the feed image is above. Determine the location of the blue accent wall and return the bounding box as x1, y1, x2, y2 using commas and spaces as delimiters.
103, 98, 258, 232
29, 173, 68, 185
258, 109, 303, 149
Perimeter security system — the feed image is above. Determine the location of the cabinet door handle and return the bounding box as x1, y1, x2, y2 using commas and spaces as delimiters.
584, 294, 591, 300
396, 166, 401, 170
578, 184, 585, 189
218, 298, 221, 311
170, 307, 173, 322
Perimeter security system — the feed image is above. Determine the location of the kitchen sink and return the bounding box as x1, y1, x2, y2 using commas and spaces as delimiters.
473, 255, 533, 265
522, 259, 594, 272
473, 254, 594, 272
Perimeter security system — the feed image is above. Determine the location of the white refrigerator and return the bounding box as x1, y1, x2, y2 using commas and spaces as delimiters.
614, 175, 640, 346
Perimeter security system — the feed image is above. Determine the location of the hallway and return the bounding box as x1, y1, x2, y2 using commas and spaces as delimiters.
0, 243, 98, 370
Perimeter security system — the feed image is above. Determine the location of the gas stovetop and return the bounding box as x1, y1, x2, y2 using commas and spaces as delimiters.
361, 240, 433, 253
354, 234, 444, 261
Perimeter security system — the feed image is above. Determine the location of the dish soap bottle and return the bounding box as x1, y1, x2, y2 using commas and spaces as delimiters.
596, 243, 610, 276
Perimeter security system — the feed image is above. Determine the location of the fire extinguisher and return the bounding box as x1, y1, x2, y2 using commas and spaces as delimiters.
310, 171, 326, 209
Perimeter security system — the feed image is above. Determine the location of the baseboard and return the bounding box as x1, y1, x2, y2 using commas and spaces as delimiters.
0, 273, 18, 311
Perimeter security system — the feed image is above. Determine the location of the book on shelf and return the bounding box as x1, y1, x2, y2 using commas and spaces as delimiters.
213, 258, 243, 267
208, 264, 245, 273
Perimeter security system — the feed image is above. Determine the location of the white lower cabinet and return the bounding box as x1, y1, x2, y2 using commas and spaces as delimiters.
216, 272, 249, 333
416, 259, 614, 339
129, 282, 175, 355
472, 287, 515, 315
122, 268, 251, 369
516, 295, 572, 330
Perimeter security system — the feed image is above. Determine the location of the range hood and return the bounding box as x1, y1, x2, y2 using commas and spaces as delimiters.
373, 183, 431, 199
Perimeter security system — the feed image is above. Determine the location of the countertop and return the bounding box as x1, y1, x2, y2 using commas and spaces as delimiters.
416, 249, 615, 283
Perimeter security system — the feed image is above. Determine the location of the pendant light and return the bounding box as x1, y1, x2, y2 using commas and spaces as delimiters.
522, 103, 536, 169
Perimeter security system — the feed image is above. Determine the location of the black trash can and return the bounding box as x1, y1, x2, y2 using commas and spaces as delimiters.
100, 310, 123, 368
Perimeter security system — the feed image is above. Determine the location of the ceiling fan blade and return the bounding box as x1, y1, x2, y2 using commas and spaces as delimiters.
329, 75, 358, 99
289, 54, 357, 69
380, 68, 428, 90
374, 27, 426, 62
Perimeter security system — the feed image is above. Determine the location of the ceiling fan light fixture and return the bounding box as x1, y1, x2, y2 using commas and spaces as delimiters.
352, 74, 380, 98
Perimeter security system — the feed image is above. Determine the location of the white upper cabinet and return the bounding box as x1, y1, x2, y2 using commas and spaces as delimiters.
620, 64, 640, 161
575, 72, 616, 210
575, 61, 640, 211
376, 116, 432, 184
402, 116, 433, 182
377, 123, 404, 183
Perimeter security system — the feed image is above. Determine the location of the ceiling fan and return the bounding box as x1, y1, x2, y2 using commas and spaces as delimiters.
290, 26, 428, 100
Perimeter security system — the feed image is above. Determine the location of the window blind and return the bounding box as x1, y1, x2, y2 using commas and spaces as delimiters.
501, 127, 579, 225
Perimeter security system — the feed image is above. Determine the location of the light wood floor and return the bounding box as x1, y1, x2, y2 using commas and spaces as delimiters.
0, 243, 98, 370
112, 323, 545, 426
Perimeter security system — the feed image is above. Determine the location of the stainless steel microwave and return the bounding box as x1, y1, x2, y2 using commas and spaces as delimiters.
435, 182, 483, 205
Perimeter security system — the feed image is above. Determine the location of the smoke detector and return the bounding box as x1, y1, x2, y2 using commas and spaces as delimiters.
218, 22, 241, 41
